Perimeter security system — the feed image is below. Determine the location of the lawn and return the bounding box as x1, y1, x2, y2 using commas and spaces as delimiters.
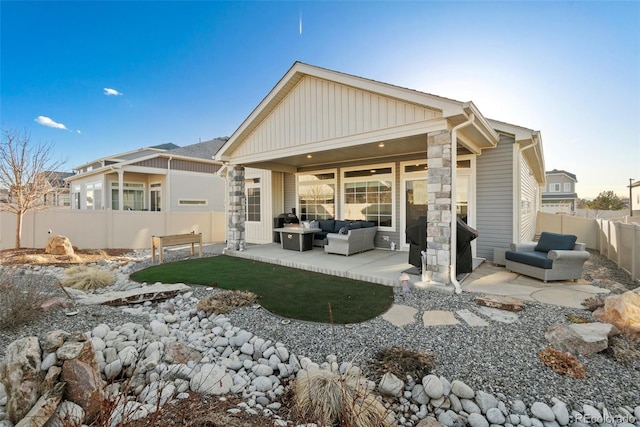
130, 255, 394, 324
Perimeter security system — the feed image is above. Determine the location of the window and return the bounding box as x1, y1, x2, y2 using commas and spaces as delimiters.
343, 165, 394, 228
85, 182, 102, 210
549, 183, 561, 192
563, 183, 572, 192
111, 182, 144, 210
297, 171, 336, 220
246, 178, 261, 222
150, 183, 161, 211
72, 185, 81, 209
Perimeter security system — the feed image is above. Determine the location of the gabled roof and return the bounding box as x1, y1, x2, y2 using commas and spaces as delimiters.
546, 169, 577, 182
216, 61, 499, 163
168, 138, 228, 160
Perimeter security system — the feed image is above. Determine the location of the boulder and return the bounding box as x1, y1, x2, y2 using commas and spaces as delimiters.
45, 235, 74, 256
545, 322, 619, 355
593, 290, 640, 342
0, 337, 43, 423
379, 372, 404, 397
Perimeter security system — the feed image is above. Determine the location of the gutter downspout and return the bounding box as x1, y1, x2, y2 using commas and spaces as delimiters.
450, 113, 475, 294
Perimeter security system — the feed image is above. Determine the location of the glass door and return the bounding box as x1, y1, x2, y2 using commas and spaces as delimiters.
401, 161, 429, 249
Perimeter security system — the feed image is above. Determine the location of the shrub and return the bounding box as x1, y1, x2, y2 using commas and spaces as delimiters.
538, 346, 586, 379
368, 347, 436, 383
291, 369, 395, 427
196, 290, 258, 314
0, 268, 51, 330
60, 265, 115, 290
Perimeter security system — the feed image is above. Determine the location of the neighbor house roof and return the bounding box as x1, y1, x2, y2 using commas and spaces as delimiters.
168, 138, 228, 160
546, 169, 577, 182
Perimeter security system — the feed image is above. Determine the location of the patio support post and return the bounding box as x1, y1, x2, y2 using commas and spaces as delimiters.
227, 165, 246, 250
426, 130, 452, 284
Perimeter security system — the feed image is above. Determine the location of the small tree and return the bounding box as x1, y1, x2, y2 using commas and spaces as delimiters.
587, 191, 625, 211
0, 129, 66, 248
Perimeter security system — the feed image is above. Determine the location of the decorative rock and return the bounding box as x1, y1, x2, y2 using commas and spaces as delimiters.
422, 375, 444, 399
438, 410, 456, 426
190, 367, 232, 395
163, 341, 202, 364
47, 400, 86, 427
251, 364, 273, 377
544, 322, 618, 355
552, 401, 570, 425
593, 290, 640, 341
416, 417, 447, 427
511, 400, 528, 415
252, 376, 273, 392
411, 384, 430, 405
1, 337, 42, 423
60, 339, 105, 422
476, 295, 524, 312
45, 235, 74, 255
379, 372, 404, 397
582, 404, 602, 420
530, 402, 556, 422
487, 407, 506, 424
475, 391, 499, 414
468, 413, 490, 427
149, 320, 170, 337
462, 398, 482, 414
451, 380, 475, 399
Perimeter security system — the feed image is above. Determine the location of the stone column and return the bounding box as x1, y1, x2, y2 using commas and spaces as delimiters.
227, 165, 246, 251
426, 130, 452, 284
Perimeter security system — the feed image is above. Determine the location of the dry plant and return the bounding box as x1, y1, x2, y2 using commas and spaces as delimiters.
0, 269, 52, 330
609, 335, 640, 367
566, 314, 592, 324
582, 296, 605, 312
291, 369, 395, 427
368, 347, 436, 383
196, 290, 258, 314
538, 346, 586, 379
60, 265, 116, 291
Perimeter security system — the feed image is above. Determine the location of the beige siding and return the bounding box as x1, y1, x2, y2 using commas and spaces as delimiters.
233, 76, 441, 157
519, 154, 539, 242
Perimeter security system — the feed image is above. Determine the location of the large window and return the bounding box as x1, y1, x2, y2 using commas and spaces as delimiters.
343, 165, 394, 229
150, 183, 161, 211
85, 182, 102, 210
297, 171, 336, 220
246, 178, 261, 222
111, 182, 144, 210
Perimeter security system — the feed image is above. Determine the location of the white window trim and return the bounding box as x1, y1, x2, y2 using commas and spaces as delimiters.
341, 162, 395, 232
245, 176, 261, 222
296, 168, 338, 220
150, 182, 162, 212
110, 181, 146, 210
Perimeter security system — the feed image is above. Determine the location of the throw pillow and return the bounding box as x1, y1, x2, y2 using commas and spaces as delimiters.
338, 227, 349, 235
309, 220, 319, 229
534, 232, 577, 253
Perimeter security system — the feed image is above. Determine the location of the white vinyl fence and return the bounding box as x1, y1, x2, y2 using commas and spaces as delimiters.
537, 212, 639, 283
0, 209, 226, 250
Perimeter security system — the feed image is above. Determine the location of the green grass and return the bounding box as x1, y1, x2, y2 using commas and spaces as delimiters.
130, 255, 394, 324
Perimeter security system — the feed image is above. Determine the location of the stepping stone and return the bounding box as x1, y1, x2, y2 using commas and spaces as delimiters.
531, 287, 595, 309
474, 306, 519, 324
476, 295, 524, 312
423, 310, 459, 326
456, 309, 489, 327
382, 304, 418, 327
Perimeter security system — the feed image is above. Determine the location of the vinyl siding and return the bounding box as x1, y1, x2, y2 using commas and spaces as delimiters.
519, 154, 539, 242
233, 76, 441, 158
476, 136, 514, 260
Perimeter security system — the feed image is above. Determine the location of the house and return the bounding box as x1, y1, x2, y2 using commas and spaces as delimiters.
66, 139, 227, 212
541, 169, 578, 214
214, 62, 546, 287
41, 171, 74, 207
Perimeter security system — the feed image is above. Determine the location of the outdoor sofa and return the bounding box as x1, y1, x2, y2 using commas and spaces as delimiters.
308, 219, 377, 256
505, 232, 590, 282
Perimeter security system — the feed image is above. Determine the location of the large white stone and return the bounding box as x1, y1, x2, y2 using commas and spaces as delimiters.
379, 372, 404, 397
531, 402, 556, 422
190, 367, 232, 395
422, 374, 444, 399
451, 380, 474, 399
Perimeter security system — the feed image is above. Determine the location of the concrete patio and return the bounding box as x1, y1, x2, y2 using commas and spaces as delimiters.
223, 243, 610, 309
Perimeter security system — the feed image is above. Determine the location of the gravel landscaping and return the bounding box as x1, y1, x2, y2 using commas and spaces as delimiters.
0, 245, 638, 426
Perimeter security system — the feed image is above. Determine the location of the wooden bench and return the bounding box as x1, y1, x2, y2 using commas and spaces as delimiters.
151, 232, 202, 264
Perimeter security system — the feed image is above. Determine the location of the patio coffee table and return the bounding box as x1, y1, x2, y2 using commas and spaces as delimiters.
274, 227, 321, 252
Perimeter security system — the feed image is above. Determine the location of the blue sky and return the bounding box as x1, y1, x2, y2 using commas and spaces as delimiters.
1, 1, 638, 199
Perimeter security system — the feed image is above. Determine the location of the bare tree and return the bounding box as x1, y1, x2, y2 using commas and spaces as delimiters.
0, 129, 66, 248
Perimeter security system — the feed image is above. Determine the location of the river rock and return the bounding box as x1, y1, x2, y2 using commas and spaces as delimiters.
468, 412, 490, 427
379, 372, 404, 397
475, 391, 499, 414
422, 374, 444, 399
544, 322, 618, 355
190, 367, 232, 395
451, 380, 474, 399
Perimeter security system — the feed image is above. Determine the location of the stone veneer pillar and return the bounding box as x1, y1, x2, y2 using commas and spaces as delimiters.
227, 165, 246, 251
426, 130, 453, 284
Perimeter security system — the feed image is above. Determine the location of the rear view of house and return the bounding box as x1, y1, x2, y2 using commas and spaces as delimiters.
215, 62, 546, 287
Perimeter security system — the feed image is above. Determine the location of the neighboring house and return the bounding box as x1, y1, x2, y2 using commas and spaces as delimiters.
66, 139, 227, 212
214, 62, 545, 286
541, 169, 578, 214
41, 171, 74, 207
630, 179, 640, 217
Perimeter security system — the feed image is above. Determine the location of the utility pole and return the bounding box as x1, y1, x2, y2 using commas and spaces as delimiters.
630, 178, 635, 217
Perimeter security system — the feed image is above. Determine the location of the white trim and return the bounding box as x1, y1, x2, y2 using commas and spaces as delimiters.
245, 176, 262, 223
341, 162, 395, 232
295, 168, 338, 221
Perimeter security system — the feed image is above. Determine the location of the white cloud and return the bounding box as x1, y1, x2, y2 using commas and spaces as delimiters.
103, 87, 123, 96
76, 130, 82, 134
34, 116, 67, 130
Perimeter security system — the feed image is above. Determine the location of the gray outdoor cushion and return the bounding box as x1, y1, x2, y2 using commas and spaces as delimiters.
535, 232, 577, 253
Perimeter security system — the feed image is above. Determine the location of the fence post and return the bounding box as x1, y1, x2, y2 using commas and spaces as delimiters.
633, 223, 638, 282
